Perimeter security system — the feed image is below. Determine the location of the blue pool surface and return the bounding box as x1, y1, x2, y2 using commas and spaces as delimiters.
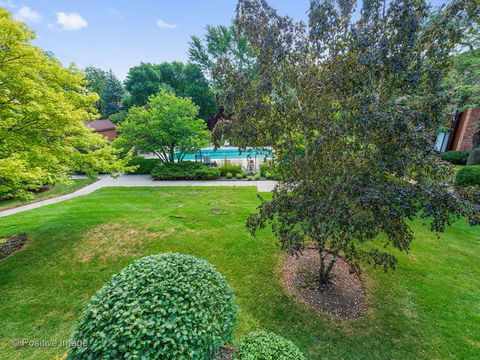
181, 148, 272, 160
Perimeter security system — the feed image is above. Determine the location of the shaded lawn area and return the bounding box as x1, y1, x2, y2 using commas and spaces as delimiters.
0, 179, 96, 211
0, 187, 478, 359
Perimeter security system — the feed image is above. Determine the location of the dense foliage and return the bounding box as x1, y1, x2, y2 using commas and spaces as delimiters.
189, 24, 257, 92
440, 150, 471, 165
124, 62, 216, 120
235, 331, 305, 360
117, 91, 210, 163
84, 67, 125, 118
219, 163, 242, 176
0, 9, 128, 200
68, 253, 237, 359
455, 165, 480, 186
151, 162, 220, 180
127, 157, 159, 174
217, 0, 480, 283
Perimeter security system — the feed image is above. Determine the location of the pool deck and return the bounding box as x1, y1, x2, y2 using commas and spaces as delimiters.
0, 175, 277, 218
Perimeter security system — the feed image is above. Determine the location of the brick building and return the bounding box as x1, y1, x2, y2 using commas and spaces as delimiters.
85, 119, 118, 141
435, 108, 479, 152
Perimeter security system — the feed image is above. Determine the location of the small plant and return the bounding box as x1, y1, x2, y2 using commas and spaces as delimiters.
236, 172, 244, 179
265, 171, 273, 179
455, 165, 480, 187
226, 172, 233, 179
68, 253, 237, 359
235, 331, 306, 360
247, 175, 253, 181
254, 173, 260, 180
440, 150, 471, 165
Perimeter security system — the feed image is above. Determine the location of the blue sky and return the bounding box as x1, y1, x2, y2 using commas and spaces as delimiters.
2, 0, 447, 80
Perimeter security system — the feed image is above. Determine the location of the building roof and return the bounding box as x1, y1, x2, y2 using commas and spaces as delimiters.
85, 119, 116, 132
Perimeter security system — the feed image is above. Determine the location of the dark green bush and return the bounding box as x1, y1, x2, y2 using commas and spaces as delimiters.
455, 165, 480, 187
440, 150, 471, 165
219, 163, 242, 176
127, 157, 159, 174
235, 331, 306, 360
259, 161, 281, 180
151, 162, 220, 180
68, 253, 237, 360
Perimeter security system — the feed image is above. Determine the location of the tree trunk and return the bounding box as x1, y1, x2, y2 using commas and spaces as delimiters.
318, 249, 338, 285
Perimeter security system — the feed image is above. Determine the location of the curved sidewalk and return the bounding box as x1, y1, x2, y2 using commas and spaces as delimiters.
0, 175, 277, 218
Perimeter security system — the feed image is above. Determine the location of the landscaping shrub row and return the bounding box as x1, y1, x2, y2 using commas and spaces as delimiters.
219, 163, 242, 176
127, 157, 159, 174
151, 162, 221, 180
440, 150, 470, 165
68, 253, 305, 359
455, 165, 480, 187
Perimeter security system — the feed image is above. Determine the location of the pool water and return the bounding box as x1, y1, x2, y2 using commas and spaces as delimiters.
181, 148, 272, 161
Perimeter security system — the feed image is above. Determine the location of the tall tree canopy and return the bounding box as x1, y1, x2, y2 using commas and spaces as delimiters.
123, 62, 216, 120
0, 9, 128, 199
100, 70, 125, 117
189, 24, 257, 92
84, 66, 125, 118
117, 91, 210, 163
217, 0, 480, 284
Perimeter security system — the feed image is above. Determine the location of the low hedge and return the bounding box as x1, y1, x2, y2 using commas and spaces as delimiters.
455, 165, 480, 187
219, 163, 242, 176
127, 157, 159, 174
440, 150, 470, 165
151, 162, 220, 180
235, 331, 306, 360
68, 253, 237, 359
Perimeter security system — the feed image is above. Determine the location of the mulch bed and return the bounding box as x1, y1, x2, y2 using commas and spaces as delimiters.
283, 248, 368, 320
215, 345, 236, 360
0, 233, 28, 260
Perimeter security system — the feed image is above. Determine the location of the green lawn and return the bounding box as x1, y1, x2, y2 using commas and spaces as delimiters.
0, 187, 478, 359
0, 179, 96, 211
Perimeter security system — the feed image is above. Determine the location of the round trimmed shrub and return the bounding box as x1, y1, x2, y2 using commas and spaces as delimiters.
68, 253, 238, 360
440, 150, 470, 165
455, 165, 480, 187
235, 331, 306, 360
226, 172, 233, 179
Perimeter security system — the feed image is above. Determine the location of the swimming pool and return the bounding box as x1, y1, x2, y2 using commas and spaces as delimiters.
181, 148, 272, 161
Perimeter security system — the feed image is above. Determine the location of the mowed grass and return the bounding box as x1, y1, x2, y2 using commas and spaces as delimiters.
0, 179, 96, 211
0, 187, 479, 359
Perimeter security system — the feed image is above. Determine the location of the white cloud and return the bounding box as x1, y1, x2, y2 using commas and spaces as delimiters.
14, 6, 42, 23
54, 11, 88, 31
156, 19, 177, 29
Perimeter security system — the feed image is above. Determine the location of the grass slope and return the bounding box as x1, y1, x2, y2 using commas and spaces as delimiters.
0, 179, 96, 211
0, 187, 478, 359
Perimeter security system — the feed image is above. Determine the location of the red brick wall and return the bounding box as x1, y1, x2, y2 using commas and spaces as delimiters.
450, 108, 480, 151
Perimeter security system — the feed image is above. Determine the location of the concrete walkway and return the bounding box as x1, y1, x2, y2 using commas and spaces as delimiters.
0, 175, 277, 218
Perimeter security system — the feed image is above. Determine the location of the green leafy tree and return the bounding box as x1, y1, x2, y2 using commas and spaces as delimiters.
124, 62, 216, 120
157, 62, 217, 120
117, 91, 210, 163
0, 9, 129, 200
217, 0, 480, 284
124, 62, 162, 107
189, 24, 257, 92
